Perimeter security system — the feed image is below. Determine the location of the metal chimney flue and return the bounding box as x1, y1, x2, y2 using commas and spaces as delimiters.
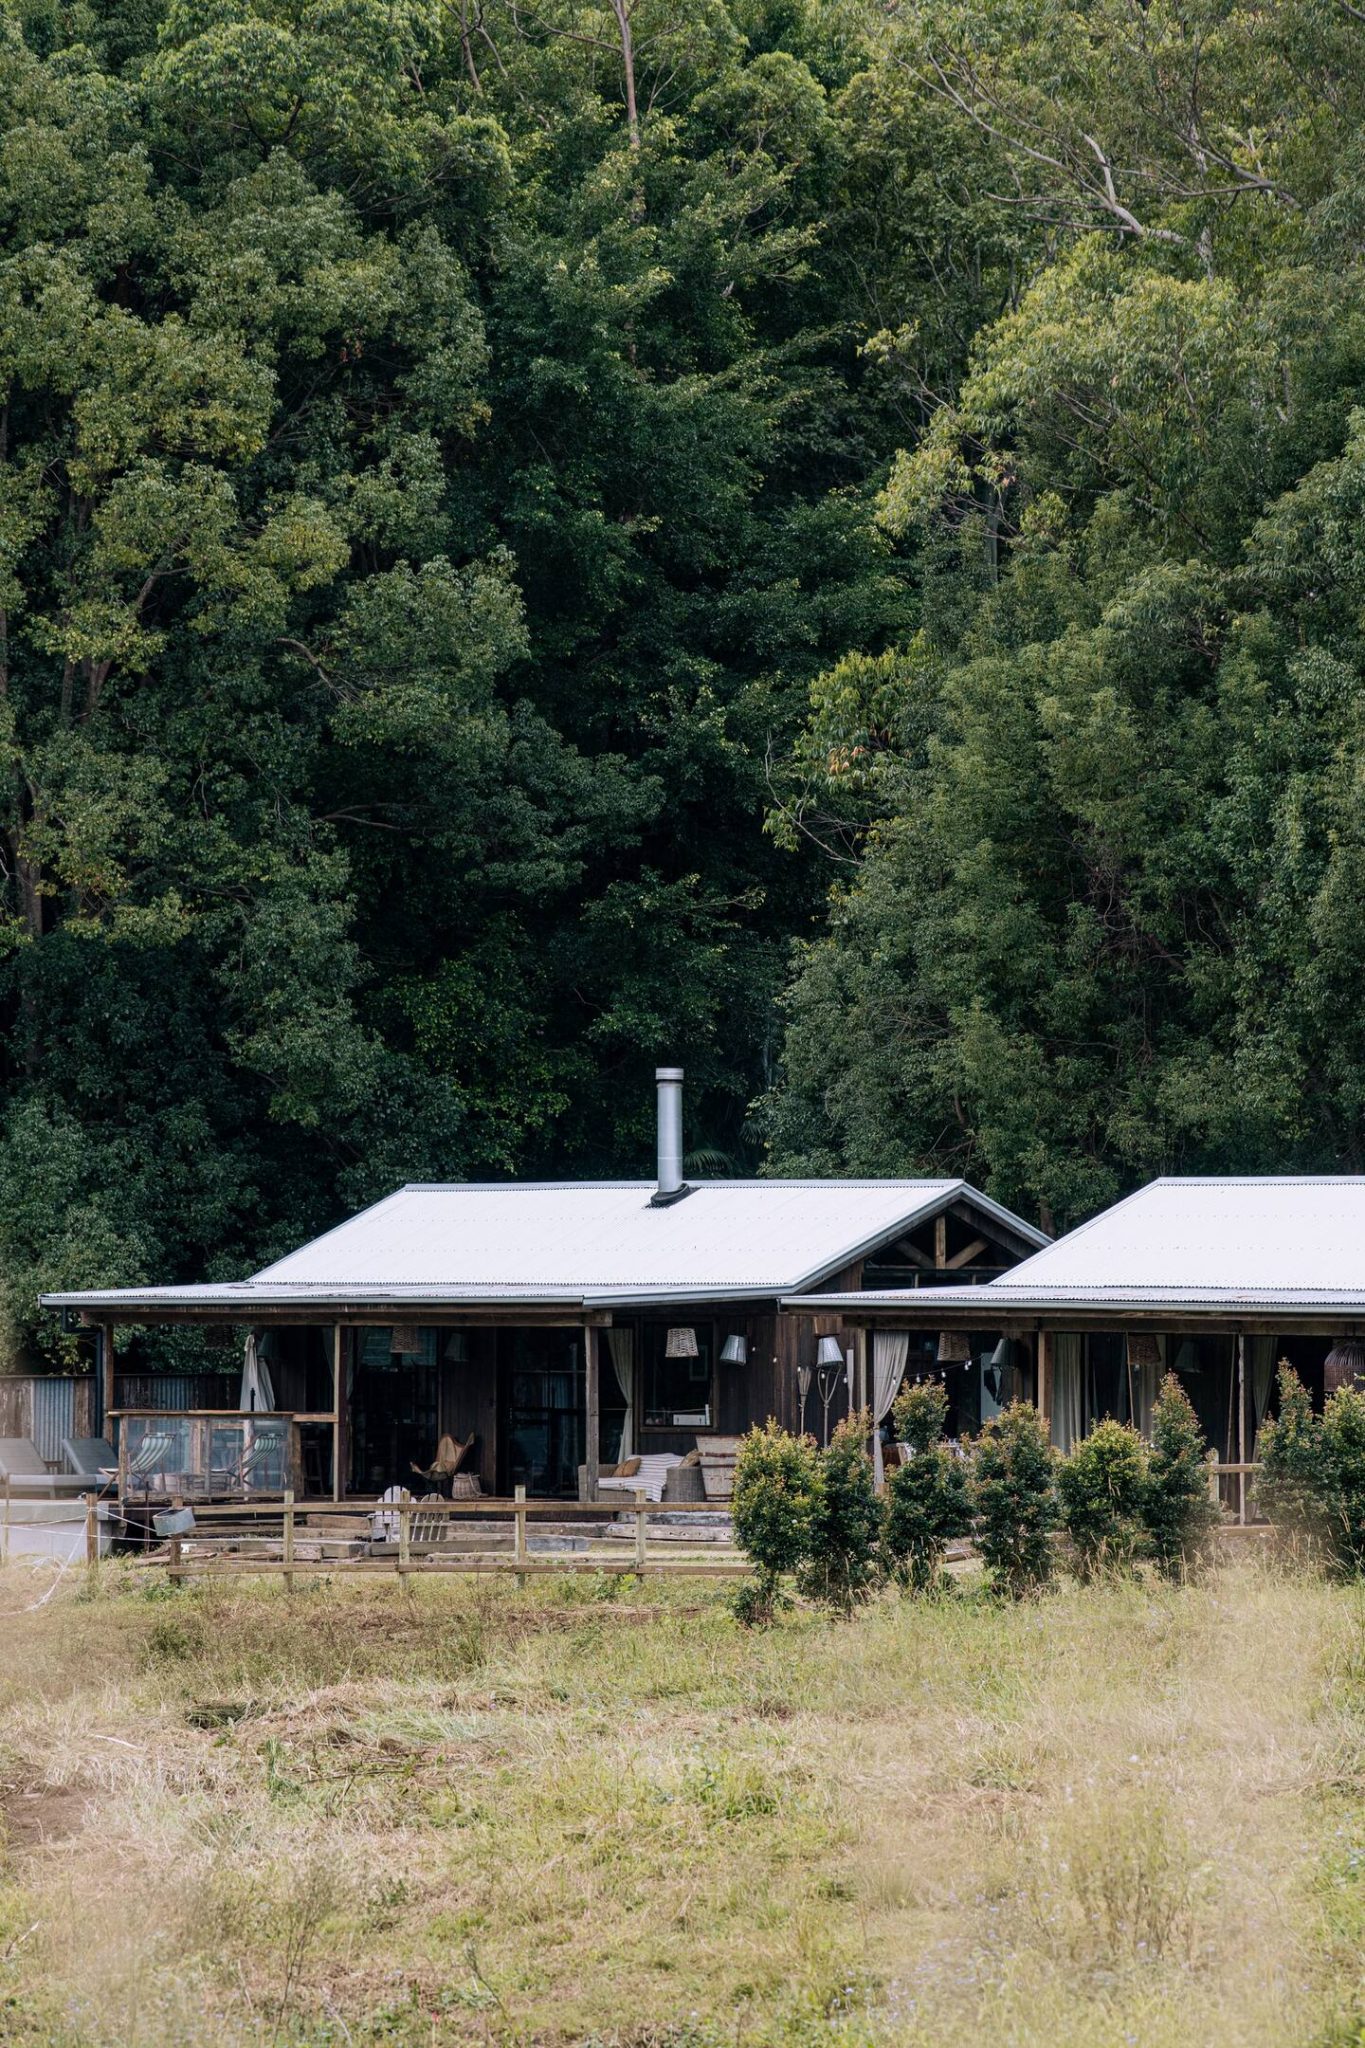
651, 1067, 691, 1206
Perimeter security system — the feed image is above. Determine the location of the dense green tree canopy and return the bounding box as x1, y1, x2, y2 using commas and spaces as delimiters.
765, 0, 1365, 1230
8, 0, 1365, 1359
0, 0, 934, 1357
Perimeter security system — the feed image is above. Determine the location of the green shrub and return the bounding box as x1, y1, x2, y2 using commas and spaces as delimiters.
731, 1420, 822, 1625
883, 1397, 971, 1594
1256, 1363, 1327, 1554
891, 1378, 950, 1454
1320, 1383, 1365, 1575
799, 1411, 882, 1614
1056, 1419, 1147, 1579
971, 1402, 1058, 1598
1142, 1373, 1219, 1579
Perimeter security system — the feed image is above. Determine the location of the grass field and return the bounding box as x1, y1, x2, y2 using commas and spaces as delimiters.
2, 1557, 1365, 2047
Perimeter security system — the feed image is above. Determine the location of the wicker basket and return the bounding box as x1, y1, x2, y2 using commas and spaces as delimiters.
449, 1472, 481, 1499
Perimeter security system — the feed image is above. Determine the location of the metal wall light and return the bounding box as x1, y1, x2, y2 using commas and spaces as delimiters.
719, 1334, 747, 1365
814, 1334, 846, 1447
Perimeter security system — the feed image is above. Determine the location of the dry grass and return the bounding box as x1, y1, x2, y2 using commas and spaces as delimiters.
1, 1558, 1364, 2045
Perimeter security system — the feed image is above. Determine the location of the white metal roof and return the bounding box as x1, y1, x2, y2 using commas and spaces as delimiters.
43, 1177, 1046, 1316
792, 1178, 1365, 1317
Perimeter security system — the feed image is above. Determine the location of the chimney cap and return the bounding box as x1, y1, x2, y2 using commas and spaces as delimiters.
655, 1066, 683, 1081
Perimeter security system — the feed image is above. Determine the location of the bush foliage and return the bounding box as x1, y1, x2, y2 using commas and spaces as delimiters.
1142, 1374, 1219, 1579
1256, 1365, 1324, 1548
1056, 1419, 1147, 1579
731, 1422, 822, 1627
884, 1388, 971, 1594
971, 1402, 1058, 1599
798, 1412, 882, 1615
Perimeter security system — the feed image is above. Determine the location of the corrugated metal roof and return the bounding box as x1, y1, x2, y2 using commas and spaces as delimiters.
792, 1178, 1365, 1317
42, 1177, 1047, 1315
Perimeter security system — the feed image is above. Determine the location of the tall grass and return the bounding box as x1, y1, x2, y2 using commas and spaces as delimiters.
0, 1560, 1362, 2044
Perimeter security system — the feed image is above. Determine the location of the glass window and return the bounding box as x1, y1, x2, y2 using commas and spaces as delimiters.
641, 1324, 713, 1430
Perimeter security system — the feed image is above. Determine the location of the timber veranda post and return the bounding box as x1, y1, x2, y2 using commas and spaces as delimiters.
1036, 1331, 1053, 1437
1237, 1333, 1247, 1526
584, 1321, 600, 1503
331, 1324, 343, 1503
101, 1319, 115, 1450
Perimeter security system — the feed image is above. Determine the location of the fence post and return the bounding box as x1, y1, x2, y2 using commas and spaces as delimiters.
634, 1488, 647, 1571
514, 1484, 527, 1586
398, 1497, 411, 1590
2, 1473, 9, 1567
1206, 1450, 1221, 1511
83, 1491, 98, 1573
169, 1493, 184, 1587
283, 1488, 295, 1593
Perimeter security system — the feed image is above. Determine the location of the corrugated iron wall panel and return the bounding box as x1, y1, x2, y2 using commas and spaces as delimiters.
27, 1378, 95, 1464
113, 1374, 235, 1412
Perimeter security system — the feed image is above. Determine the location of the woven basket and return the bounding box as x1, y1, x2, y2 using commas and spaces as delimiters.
449, 1472, 481, 1499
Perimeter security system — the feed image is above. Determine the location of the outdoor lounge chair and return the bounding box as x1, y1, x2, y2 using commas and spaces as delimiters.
63, 1437, 118, 1483
0, 1437, 94, 1496
122, 1431, 179, 1502
596, 1452, 683, 1504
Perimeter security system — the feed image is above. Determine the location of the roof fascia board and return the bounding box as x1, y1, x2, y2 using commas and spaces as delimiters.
785, 1182, 1047, 1295
784, 1289, 1365, 1325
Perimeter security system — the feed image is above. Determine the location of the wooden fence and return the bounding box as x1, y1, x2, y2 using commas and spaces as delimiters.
142, 1490, 748, 1583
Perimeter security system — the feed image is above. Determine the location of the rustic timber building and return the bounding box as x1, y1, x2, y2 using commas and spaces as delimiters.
792, 1177, 1365, 1482
40, 1070, 1044, 1506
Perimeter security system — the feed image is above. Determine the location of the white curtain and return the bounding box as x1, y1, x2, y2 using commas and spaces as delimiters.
1051, 1334, 1083, 1453
1134, 1337, 1163, 1440
1248, 1336, 1277, 1454
871, 1330, 911, 1488
240, 1332, 276, 1413
606, 1327, 636, 1461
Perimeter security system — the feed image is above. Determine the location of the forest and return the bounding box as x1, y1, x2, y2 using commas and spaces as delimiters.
2, 0, 1364, 1358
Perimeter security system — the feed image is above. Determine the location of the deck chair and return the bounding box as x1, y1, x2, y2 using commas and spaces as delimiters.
63, 1437, 117, 1482
211, 1429, 286, 1498
123, 1430, 178, 1502
0, 1437, 93, 1496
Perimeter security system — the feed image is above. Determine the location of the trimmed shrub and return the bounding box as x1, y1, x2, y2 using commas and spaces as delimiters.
891, 1378, 951, 1455
1320, 1383, 1365, 1575
1057, 1419, 1147, 1579
800, 1411, 882, 1614
1142, 1373, 1219, 1579
971, 1401, 1058, 1598
883, 1395, 971, 1594
731, 1421, 822, 1626
1256, 1363, 1327, 1554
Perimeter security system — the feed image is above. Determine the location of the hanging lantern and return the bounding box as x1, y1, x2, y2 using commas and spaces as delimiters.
389, 1325, 423, 1356
815, 1335, 845, 1366
937, 1330, 971, 1365
719, 1334, 748, 1365
1126, 1334, 1161, 1371
665, 1326, 699, 1358
1325, 1339, 1365, 1396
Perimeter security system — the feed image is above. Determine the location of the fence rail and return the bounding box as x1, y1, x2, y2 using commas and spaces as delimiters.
139, 1488, 749, 1583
